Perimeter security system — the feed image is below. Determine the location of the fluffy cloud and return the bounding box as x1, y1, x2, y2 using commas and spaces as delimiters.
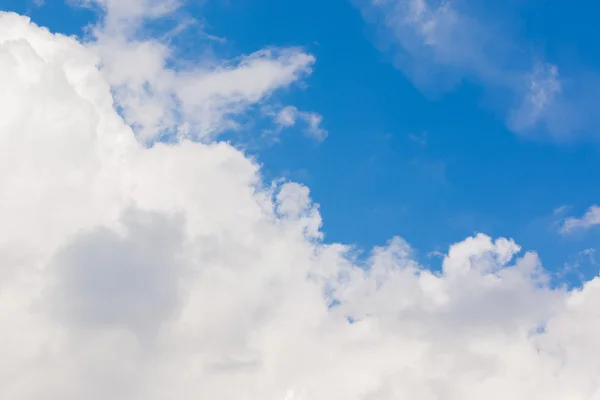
355, 0, 599, 140
2, 9, 600, 400
81, 0, 316, 142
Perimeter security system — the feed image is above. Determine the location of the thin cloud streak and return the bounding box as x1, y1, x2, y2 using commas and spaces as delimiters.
355, 0, 600, 141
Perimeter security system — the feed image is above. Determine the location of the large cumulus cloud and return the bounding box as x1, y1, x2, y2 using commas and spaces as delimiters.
1, 9, 600, 400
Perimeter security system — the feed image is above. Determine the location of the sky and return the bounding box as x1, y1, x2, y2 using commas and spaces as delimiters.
2, 0, 600, 398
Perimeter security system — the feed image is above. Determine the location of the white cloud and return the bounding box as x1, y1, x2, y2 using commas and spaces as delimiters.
276, 106, 299, 127
355, 0, 598, 140
561, 205, 600, 234
78, 0, 182, 28
81, 0, 316, 143
509, 62, 562, 134
553, 205, 570, 215
355, 0, 509, 91
3, 9, 600, 400
271, 106, 328, 141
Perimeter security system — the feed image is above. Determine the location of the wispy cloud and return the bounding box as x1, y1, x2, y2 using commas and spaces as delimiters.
79, 0, 316, 143
264, 105, 328, 142
408, 131, 428, 146
355, 0, 600, 141
561, 205, 600, 234
553, 205, 570, 215
509, 63, 562, 134
356, 0, 518, 91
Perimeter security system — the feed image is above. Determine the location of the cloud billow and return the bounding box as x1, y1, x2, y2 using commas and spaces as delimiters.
1, 5, 600, 400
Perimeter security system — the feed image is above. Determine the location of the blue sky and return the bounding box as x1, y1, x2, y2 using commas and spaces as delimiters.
7, 0, 600, 282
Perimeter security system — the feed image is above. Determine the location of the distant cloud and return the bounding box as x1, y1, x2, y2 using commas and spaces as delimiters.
553, 205, 570, 215
408, 131, 428, 146
355, 0, 600, 141
580, 249, 598, 270
509, 63, 562, 134
355, 0, 517, 93
267, 105, 328, 142
561, 205, 600, 234
560, 205, 600, 234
